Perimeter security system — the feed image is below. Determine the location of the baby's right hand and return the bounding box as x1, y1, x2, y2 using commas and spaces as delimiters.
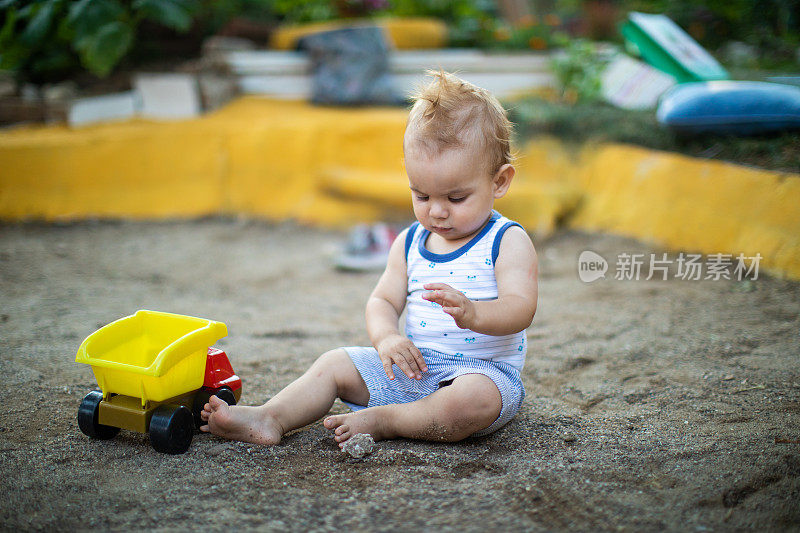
376, 334, 428, 381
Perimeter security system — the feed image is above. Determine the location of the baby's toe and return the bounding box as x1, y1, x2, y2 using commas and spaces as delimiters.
334, 426, 351, 442
323, 415, 342, 429
208, 395, 227, 409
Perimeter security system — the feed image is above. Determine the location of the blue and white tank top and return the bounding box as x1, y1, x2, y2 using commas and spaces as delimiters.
403, 210, 527, 370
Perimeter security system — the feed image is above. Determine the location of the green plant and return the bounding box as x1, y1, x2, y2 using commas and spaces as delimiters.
266, 0, 338, 23
550, 38, 606, 103
623, 0, 799, 62
262, 0, 393, 24
389, 0, 497, 47
507, 95, 800, 174
486, 14, 568, 51
265, 0, 502, 47
0, 0, 199, 83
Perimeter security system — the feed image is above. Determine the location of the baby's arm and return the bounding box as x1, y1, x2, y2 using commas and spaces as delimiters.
365, 228, 428, 381
423, 226, 538, 336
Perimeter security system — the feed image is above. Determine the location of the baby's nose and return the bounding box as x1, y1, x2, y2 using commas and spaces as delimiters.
430, 202, 448, 219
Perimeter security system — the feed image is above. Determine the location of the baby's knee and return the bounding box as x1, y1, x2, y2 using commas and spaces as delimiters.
311, 348, 349, 373
310, 348, 369, 405
442, 375, 502, 430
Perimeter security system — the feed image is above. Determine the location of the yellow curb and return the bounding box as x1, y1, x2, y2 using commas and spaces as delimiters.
0, 98, 409, 226
567, 142, 800, 279
269, 17, 448, 50
1, 97, 798, 279
0, 118, 224, 219
214, 98, 408, 226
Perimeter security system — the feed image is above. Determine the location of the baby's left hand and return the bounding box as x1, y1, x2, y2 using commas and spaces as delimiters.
422, 283, 476, 330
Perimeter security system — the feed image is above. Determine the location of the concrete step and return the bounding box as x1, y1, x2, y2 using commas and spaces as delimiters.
237, 71, 555, 100
223, 49, 552, 75
220, 49, 555, 100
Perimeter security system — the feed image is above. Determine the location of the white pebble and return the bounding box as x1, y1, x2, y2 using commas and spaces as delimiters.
342, 433, 375, 459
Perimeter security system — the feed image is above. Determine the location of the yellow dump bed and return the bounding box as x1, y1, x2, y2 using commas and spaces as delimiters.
76, 310, 228, 405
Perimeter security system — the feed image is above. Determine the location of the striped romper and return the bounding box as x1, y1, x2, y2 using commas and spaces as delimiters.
343, 210, 527, 437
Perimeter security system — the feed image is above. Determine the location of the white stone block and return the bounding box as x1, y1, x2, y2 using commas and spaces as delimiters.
134, 73, 201, 119
68, 92, 138, 127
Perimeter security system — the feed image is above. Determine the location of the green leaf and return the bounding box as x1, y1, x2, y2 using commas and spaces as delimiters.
56, 11, 74, 41
0, 7, 17, 46
16, 4, 34, 18
0, 44, 27, 70
132, 0, 194, 32
67, 0, 123, 25
66, 0, 93, 23
70, 0, 126, 54
20, 0, 58, 47
78, 20, 133, 77
0, 9, 27, 71
68, 0, 124, 46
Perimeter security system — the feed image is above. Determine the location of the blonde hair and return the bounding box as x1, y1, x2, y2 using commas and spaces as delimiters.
405, 70, 514, 174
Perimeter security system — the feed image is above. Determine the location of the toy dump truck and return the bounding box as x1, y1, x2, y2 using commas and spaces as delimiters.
76, 310, 242, 454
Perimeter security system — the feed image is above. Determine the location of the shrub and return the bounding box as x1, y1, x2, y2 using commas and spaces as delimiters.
0, 0, 199, 83
550, 38, 607, 103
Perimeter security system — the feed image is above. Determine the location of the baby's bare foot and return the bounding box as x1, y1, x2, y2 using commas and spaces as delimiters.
323, 409, 389, 448
200, 395, 283, 445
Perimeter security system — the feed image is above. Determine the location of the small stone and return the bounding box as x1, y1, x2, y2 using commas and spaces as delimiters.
342, 433, 375, 459
562, 431, 576, 443
207, 444, 230, 456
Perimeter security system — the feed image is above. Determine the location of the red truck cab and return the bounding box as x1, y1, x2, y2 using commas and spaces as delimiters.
204, 347, 242, 394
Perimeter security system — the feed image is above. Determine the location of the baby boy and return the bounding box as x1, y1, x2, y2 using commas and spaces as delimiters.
201, 71, 539, 445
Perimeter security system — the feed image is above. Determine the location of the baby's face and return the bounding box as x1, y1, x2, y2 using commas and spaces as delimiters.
405, 146, 499, 243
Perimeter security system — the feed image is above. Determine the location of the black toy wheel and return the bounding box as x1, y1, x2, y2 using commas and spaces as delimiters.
149, 405, 193, 454
77, 391, 120, 440
191, 387, 236, 429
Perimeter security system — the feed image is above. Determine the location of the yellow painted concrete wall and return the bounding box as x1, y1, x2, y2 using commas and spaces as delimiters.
567, 142, 800, 279
0, 119, 224, 219
0, 98, 407, 225
1, 97, 798, 279
269, 17, 448, 50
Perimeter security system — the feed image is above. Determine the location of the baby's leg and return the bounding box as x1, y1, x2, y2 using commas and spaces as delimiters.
324, 373, 501, 445
200, 348, 369, 445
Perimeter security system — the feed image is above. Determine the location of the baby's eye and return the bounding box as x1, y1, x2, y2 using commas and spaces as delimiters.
449, 196, 466, 203
416, 195, 429, 202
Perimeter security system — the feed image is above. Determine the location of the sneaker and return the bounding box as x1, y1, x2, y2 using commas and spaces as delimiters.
334, 223, 399, 272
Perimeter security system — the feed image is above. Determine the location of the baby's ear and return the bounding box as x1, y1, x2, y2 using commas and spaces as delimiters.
492, 164, 515, 199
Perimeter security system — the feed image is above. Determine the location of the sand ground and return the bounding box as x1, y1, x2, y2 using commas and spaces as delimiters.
0, 219, 798, 531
